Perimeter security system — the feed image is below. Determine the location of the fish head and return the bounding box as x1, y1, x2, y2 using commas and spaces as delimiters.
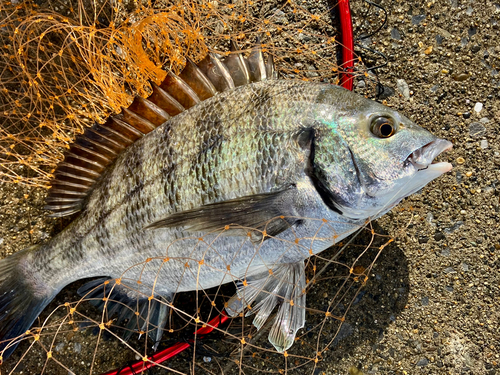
313, 87, 452, 220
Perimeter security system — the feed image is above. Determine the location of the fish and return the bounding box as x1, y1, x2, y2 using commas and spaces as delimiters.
0, 42, 452, 360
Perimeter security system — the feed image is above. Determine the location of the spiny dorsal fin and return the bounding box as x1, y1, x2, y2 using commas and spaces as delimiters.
197, 53, 236, 92
45, 42, 277, 217
224, 40, 251, 86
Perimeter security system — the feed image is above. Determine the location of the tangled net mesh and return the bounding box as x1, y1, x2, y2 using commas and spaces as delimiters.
2, 217, 398, 375
0, 0, 395, 374
0, 0, 381, 187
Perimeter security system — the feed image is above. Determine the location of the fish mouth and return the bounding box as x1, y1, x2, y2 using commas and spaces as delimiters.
406, 139, 453, 173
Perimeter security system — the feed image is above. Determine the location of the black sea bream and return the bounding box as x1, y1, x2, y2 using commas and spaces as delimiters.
0, 44, 452, 358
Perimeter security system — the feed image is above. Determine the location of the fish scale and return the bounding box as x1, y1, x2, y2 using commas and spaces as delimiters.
45, 82, 309, 276
0, 47, 452, 358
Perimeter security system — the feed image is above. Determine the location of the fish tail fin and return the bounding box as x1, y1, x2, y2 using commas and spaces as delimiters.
0, 245, 54, 360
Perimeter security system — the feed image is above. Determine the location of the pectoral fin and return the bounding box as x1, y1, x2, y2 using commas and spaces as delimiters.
145, 188, 298, 239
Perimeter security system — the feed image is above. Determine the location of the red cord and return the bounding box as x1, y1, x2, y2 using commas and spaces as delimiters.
100, 2, 354, 374
100, 313, 230, 375
338, 0, 354, 91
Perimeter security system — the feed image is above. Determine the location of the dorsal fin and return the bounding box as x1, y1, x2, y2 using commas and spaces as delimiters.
197, 53, 236, 92
224, 41, 251, 86
45, 42, 277, 217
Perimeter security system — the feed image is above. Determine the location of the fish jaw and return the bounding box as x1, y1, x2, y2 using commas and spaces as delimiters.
368, 138, 453, 217
335, 137, 453, 221
400, 138, 453, 197
406, 138, 453, 173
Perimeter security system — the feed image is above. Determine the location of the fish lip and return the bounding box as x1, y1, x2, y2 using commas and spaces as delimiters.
406, 139, 453, 173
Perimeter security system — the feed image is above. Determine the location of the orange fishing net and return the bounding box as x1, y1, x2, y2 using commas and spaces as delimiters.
0, 4, 388, 373
0, 0, 348, 187
1, 219, 396, 375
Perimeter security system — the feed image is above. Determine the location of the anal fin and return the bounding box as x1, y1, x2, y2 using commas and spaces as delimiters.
226, 262, 307, 353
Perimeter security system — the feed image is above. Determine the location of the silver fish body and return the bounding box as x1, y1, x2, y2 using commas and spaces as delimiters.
0, 80, 452, 357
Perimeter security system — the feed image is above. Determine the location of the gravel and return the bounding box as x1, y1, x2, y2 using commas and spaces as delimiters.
0, 0, 499, 374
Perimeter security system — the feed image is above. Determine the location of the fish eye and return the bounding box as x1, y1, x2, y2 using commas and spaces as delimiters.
370, 116, 396, 138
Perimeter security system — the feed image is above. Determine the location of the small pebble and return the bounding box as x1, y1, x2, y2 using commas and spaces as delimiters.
456, 157, 465, 164
412, 14, 426, 25
484, 186, 494, 195
272, 9, 287, 24
474, 102, 483, 112
391, 27, 402, 40
416, 358, 429, 367
349, 366, 364, 375
297, 33, 311, 43
434, 232, 445, 241
462, 112, 471, 119
444, 221, 464, 233
480, 140, 488, 149
460, 209, 467, 214
452, 72, 470, 81
426, 212, 434, 225
396, 79, 410, 98
441, 249, 451, 257
418, 236, 429, 244
359, 35, 372, 46
469, 122, 486, 137
73, 342, 82, 353
465, 171, 473, 177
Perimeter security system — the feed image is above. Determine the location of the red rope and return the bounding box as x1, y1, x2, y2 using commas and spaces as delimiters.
100, 2, 354, 374
100, 313, 230, 375
338, 0, 354, 91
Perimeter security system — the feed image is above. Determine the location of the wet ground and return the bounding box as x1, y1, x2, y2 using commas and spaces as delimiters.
0, 0, 499, 374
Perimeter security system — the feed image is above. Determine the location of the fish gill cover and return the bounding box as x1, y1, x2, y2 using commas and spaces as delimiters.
0, 1, 419, 374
